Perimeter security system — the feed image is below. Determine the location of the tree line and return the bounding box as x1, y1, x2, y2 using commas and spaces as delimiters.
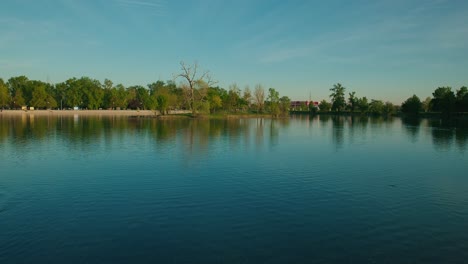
1, 66, 466, 117
0, 63, 291, 116
296, 83, 468, 117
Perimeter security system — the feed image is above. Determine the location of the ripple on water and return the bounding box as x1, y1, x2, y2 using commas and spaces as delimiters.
0, 188, 8, 213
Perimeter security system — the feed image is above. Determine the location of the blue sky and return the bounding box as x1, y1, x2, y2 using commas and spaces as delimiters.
1, 0, 467, 103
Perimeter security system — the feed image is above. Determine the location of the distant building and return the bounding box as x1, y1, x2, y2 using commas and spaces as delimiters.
290, 101, 319, 110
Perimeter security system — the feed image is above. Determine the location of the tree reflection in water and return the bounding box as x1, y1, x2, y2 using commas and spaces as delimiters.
0, 115, 466, 156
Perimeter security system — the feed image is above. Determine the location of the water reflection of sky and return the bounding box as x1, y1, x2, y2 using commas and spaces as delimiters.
1, 114, 467, 263
0, 115, 467, 158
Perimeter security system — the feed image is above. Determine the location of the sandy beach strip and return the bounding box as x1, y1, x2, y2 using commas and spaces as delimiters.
0, 110, 161, 116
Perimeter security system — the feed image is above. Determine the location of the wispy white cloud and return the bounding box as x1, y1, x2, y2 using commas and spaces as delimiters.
251, 0, 468, 65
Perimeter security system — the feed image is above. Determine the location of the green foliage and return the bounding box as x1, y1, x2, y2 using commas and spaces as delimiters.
330, 83, 346, 112
431, 87, 455, 116
348, 91, 357, 112
175, 62, 214, 114
267, 88, 280, 117
242, 86, 252, 111
148, 80, 165, 95
209, 95, 222, 113
7, 76, 30, 104
401, 95, 422, 115
422, 97, 432, 112
0, 79, 10, 109
156, 94, 169, 114
309, 102, 318, 114
455, 86, 468, 112
319, 100, 331, 112
382, 102, 395, 116
5, 74, 465, 120
279, 96, 291, 116
369, 100, 384, 115
12, 89, 25, 109
30, 82, 50, 108
357, 97, 369, 113
227, 84, 241, 112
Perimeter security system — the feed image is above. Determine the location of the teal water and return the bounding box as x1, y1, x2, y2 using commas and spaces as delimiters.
0, 115, 467, 263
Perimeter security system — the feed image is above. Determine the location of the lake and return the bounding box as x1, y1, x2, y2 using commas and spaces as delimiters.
0, 114, 467, 263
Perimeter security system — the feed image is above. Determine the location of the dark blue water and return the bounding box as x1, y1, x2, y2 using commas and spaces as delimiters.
0, 115, 467, 263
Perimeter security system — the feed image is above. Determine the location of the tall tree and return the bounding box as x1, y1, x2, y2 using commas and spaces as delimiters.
455, 86, 468, 112
348, 91, 357, 112
319, 100, 331, 112
227, 83, 241, 112
243, 85, 252, 111
7, 76, 31, 105
369, 99, 384, 115
279, 96, 291, 116
30, 82, 50, 109
175, 61, 215, 114
382, 102, 395, 116
0, 79, 10, 110
357, 97, 369, 113
148, 80, 165, 95
12, 89, 25, 109
431, 87, 455, 116
267, 88, 280, 117
422, 97, 432, 112
330, 83, 346, 112
254, 84, 265, 113
401, 95, 422, 115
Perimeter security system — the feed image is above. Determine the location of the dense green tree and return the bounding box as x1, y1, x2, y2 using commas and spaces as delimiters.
382, 102, 395, 116
209, 95, 222, 113
115, 84, 128, 109
319, 100, 331, 112
369, 99, 384, 115
59, 78, 83, 108
7, 76, 30, 104
348, 91, 357, 112
267, 88, 280, 117
357, 97, 369, 113
127, 85, 151, 109
279, 96, 291, 116
242, 86, 252, 111
309, 102, 318, 114
12, 89, 25, 109
156, 94, 168, 114
152, 85, 178, 113
401, 95, 422, 115
78, 77, 104, 109
0, 79, 10, 110
431, 87, 455, 116
148, 80, 165, 95
30, 82, 50, 109
227, 83, 241, 112
207, 86, 227, 113
330, 83, 346, 112
422, 97, 432, 112
455, 86, 468, 112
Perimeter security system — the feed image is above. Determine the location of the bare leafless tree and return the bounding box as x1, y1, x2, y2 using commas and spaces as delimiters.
254, 84, 265, 113
175, 61, 216, 114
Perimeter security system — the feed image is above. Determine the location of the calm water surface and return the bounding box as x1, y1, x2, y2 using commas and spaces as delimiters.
0, 115, 467, 263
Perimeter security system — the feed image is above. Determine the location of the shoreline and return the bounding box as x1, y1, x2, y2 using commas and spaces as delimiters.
0, 110, 276, 119
0, 110, 186, 116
